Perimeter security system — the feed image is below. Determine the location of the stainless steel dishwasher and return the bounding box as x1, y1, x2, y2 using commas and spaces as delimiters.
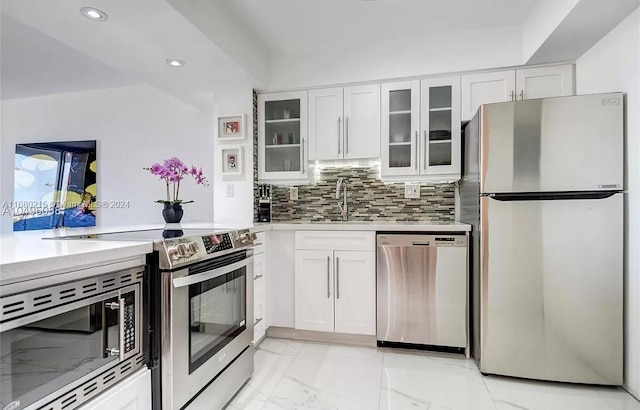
376, 233, 468, 354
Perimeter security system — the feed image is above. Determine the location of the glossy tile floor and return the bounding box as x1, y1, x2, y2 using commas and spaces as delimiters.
227, 338, 640, 410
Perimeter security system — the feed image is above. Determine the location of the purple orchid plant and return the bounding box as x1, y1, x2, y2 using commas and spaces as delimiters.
144, 157, 209, 205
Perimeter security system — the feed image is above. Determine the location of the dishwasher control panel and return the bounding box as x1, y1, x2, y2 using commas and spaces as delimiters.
377, 234, 467, 247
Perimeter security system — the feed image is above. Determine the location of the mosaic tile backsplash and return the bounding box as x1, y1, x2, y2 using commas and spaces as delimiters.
267, 167, 455, 222
252, 90, 455, 222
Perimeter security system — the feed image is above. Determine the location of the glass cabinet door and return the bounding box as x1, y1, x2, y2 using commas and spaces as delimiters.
421, 77, 461, 177
264, 99, 301, 173
258, 91, 308, 181
382, 81, 420, 176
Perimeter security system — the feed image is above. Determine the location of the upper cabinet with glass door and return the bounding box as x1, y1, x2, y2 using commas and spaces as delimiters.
420, 77, 461, 178
258, 91, 309, 183
381, 77, 461, 181
381, 81, 420, 176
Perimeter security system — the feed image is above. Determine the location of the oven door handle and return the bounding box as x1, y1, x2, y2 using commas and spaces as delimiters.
172, 256, 254, 288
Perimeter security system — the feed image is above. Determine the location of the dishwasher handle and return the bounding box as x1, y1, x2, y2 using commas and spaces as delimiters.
412, 241, 431, 246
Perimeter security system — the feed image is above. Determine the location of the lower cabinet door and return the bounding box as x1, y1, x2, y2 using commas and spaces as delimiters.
334, 251, 376, 335
79, 369, 151, 410
295, 250, 334, 332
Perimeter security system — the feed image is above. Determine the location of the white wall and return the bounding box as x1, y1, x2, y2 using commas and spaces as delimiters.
521, 0, 579, 62
1, 85, 216, 232
267, 26, 522, 90
576, 8, 640, 399
212, 79, 256, 227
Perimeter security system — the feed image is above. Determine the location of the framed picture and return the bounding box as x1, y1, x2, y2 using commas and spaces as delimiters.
218, 114, 245, 141
221, 146, 243, 175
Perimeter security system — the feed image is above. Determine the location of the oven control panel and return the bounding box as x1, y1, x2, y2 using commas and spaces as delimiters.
202, 233, 234, 254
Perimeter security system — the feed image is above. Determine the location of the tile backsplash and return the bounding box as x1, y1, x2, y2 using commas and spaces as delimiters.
252, 90, 455, 222
267, 166, 455, 222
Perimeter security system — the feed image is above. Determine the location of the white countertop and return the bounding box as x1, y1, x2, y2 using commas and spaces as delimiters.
250, 221, 471, 233
0, 223, 236, 286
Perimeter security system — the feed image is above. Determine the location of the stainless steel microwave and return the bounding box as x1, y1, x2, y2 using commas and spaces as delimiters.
0, 266, 147, 410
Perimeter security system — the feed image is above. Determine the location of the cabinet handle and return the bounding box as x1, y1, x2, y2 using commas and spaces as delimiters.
337, 117, 341, 155
327, 256, 331, 298
336, 257, 340, 299
414, 131, 418, 170
254, 317, 263, 325
254, 274, 263, 281
345, 116, 349, 155
423, 130, 428, 170
301, 138, 305, 174
519, 90, 524, 100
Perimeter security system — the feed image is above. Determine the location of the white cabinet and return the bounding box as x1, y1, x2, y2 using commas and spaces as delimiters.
333, 251, 376, 335
381, 80, 420, 176
294, 231, 376, 336
253, 232, 267, 344
295, 250, 334, 332
515, 65, 574, 100
462, 64, 574, 120
258, 91, 309, 183
381, 77, 461, 180
308, 85, 380, 161
78, 369, 151, 410
308, 87, 343, 161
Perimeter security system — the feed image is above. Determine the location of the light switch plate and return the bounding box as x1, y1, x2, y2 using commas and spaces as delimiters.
226, 184, 234, 198
405, 183, 420, 199
290, 187, 299, 201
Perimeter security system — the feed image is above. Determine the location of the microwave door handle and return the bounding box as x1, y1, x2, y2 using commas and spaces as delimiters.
118, 296, 126, 362
172, 256, 254, 288
101, 301, 108, 358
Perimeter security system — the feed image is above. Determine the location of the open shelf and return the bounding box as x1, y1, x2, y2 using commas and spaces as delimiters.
429, 140, 452, 144
429, 107, 452, 112
389, 142, 412, 146
389, 110, 412, 115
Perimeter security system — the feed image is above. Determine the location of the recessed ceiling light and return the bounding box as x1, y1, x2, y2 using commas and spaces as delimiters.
80, 7, 108, 21
166, 59, 186, 68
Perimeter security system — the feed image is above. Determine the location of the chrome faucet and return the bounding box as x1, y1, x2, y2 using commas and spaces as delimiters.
336, 178, 348, 221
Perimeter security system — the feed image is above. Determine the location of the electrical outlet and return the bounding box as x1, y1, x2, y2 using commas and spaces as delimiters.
290, 187, 299, 201
404, 183, 420, 199
226, 184, 234, 198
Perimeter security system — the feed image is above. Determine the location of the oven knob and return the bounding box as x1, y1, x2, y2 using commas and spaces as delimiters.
238, 232, 257, 244
187, 242, 199, 254
168, 246, 180, 261
176, 243, 188, 257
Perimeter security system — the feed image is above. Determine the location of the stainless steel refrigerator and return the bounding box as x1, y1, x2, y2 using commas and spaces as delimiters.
460, 92, 624, 385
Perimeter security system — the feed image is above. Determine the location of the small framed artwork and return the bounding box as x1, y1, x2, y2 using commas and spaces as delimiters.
218, 114, 245, 141
221, 146, 243, 176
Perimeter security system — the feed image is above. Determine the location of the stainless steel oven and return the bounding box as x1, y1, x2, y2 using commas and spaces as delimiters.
160, 249, 254, 410
0, 266, 146, 410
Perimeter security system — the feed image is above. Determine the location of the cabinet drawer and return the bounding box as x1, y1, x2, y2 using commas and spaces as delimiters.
254, 320, 266, 344
253, 232, 266, 255
295, 231, 375, 251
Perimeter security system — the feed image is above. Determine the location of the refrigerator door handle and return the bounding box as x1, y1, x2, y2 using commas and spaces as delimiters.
484, 191, 618, 201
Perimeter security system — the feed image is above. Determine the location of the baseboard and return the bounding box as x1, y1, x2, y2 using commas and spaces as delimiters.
266, 326, 377, 347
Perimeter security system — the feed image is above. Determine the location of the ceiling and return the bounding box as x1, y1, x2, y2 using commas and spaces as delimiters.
225, 0, 539, 54
0, 0, 256, 106
1, 14, 137, 100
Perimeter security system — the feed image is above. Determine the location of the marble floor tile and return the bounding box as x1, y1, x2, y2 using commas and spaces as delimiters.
483, 376, 634, 410
235, 347, 295, 402
380, 350, 496, 410
226, 398, 266, 410
257, 338, 306, 359
228, 338, 640, 410
267, 342, 383, 410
